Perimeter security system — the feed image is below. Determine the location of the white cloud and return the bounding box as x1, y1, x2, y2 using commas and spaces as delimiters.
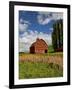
19, 18, 30, 32
52, 13, 63, 20
49, 28, 53, 31
19, 30, 52, 52
19, 23, 28, 32
37, 12, 63, 25
37, 12, 52, 25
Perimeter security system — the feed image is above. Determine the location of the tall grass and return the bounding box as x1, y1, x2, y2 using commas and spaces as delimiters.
19, 53, 63, 67
19, 49, 63, 79
19, 61, 63, 79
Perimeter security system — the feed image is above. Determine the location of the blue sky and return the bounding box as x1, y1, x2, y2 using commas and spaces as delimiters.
19, 11, 63, 52
19, 11, 55, 34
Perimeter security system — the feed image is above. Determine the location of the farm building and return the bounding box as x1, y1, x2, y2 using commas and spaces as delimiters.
30, 38, 48, 54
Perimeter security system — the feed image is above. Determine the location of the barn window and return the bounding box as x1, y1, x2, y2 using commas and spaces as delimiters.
45, 49, 47, 53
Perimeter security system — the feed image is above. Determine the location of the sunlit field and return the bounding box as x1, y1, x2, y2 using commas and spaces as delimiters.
19, 51, 63, 79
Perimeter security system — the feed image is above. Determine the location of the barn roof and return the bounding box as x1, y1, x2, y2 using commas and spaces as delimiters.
30, 38, 48, 48
31, 42, 36, 47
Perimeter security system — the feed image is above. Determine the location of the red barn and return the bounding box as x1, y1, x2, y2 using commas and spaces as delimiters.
30, 38, 48, 54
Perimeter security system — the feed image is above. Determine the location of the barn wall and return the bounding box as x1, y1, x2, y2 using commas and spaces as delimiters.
35, 47, 48, 54
30, 46, 35, 53
30, 39, 48, 54
35, 49, 45, 54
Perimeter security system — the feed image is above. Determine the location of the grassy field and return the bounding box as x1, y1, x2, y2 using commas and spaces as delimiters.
19, 45, 63, 79
19, 52, 63, 66
19, 54, 63, 79
19, 61, 63, 79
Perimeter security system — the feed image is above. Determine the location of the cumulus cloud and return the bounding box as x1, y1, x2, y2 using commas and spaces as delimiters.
37, 12, 63, 25
19, 30, 52, 52
52, 13, 63, 20
49, 28, 53, 31
19, 18, 30, 33
37, 12, 52, 25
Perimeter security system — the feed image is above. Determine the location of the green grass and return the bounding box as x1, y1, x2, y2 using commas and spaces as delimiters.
19, 61, 63, 79
19, 52, 63, 56
48, 45, 54, 53
19, 45, 63, 79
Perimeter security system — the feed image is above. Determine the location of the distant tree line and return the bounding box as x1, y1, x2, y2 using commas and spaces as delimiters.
52, 19, 63, 52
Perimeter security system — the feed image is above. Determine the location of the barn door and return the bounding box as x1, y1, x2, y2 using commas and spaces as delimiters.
45, 50, 47, 53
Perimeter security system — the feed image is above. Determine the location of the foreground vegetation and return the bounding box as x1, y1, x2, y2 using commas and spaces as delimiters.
19, 61, 63, 79
19, 45, 63, 79
19, 52, 63, 67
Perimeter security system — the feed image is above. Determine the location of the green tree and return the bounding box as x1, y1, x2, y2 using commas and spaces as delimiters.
52, 19, 63, 51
